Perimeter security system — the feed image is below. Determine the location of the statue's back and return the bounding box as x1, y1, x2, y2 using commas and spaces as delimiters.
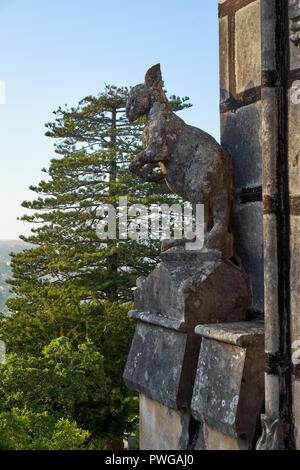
164, 124, 226, 205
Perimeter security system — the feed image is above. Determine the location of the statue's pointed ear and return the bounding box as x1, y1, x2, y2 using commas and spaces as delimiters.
145, 64, 162, 87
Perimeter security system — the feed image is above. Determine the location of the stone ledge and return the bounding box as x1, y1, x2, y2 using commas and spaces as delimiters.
128, 310, 184, 332
194, 320, 264, 347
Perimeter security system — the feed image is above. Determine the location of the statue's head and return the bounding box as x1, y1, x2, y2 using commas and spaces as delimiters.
126, 64, 163, 122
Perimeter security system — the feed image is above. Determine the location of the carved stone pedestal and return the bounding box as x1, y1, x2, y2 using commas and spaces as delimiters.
123, 322, 200, 411
191, 321, 265, 450
123, 320, 202, 449
131, 248, 251, 330
123, 250, 252, 450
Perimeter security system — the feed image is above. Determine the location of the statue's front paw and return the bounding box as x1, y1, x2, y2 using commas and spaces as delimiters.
137, 151, 149, 166
129, 151, 148, 172
129, 157, 142, 174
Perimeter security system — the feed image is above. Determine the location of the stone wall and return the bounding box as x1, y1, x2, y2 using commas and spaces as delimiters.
219, 0, 264, 313
288, 0, 300, 450
257, 0, 300, 450
219, 0, 300, 450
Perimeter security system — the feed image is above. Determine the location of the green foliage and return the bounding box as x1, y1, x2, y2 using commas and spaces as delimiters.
0, 410, 89, 450
0, 338, 108, 423
48, 418, 89, 450
0, 302, 137, 448
0, 336, 138, 449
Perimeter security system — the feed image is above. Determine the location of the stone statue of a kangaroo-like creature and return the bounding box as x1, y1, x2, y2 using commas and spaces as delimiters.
126, 64, 233, 256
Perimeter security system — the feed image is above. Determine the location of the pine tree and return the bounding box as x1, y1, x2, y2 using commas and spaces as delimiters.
6, 86, 191, 315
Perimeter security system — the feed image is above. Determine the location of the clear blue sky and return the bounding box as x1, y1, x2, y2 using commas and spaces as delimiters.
0, 0, 220, 240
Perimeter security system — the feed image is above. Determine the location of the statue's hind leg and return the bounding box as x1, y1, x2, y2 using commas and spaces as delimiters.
205, 182, 233, 258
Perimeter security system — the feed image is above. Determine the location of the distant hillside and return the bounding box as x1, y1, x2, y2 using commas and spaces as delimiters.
0, 240, 32, 314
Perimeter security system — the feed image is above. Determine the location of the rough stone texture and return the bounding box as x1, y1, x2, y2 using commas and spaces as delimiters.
221, 102, 262, 190
131, 249, 251, 331
235, 1, 262, 94
191, 338, 246, 437
290, 214, 300, 344
219, 16, 229, 102
199, 424, 240, 451
256, 0, 300, 449
126, 64, 233, 255
288, 0, 300, 449
123, 323, 185, 409
139, 394, 191, 450
191, 321, 265, 448
289, 0, 300, 57
260, 81, 279, 416
293, 381, 300, 450
219, 0, 263, 314
195, 320, 265, 347
233, 202, 264, 311
261, 0, 276, 70
124, 243, 251, 449
256, 415, 280, 450
289, 76, 300, 394
123, 323, 201, 410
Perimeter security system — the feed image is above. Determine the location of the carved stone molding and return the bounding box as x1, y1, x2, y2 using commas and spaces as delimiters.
290, 19, 300, 47
289, 1, 300, 48
256, 415, 280, 450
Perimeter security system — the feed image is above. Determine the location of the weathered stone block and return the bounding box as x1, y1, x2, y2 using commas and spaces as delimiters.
293, 380, 300, 450
192, 338, 246, 436
288, 93, 300, 196
139, 394, 191, 450
289, 0, 300, 70
221, 102, 262, 190
199, 424, 240, 451
290, 215, 300, 340
235, 0, 262, 94
261, 87, 277, 196
261, 0, 276, 70
191, 321, 265, 448
219, 15, 229, 102
130, 250, 251, 331
233, 202, 264, 312
123, 323, 201, 409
